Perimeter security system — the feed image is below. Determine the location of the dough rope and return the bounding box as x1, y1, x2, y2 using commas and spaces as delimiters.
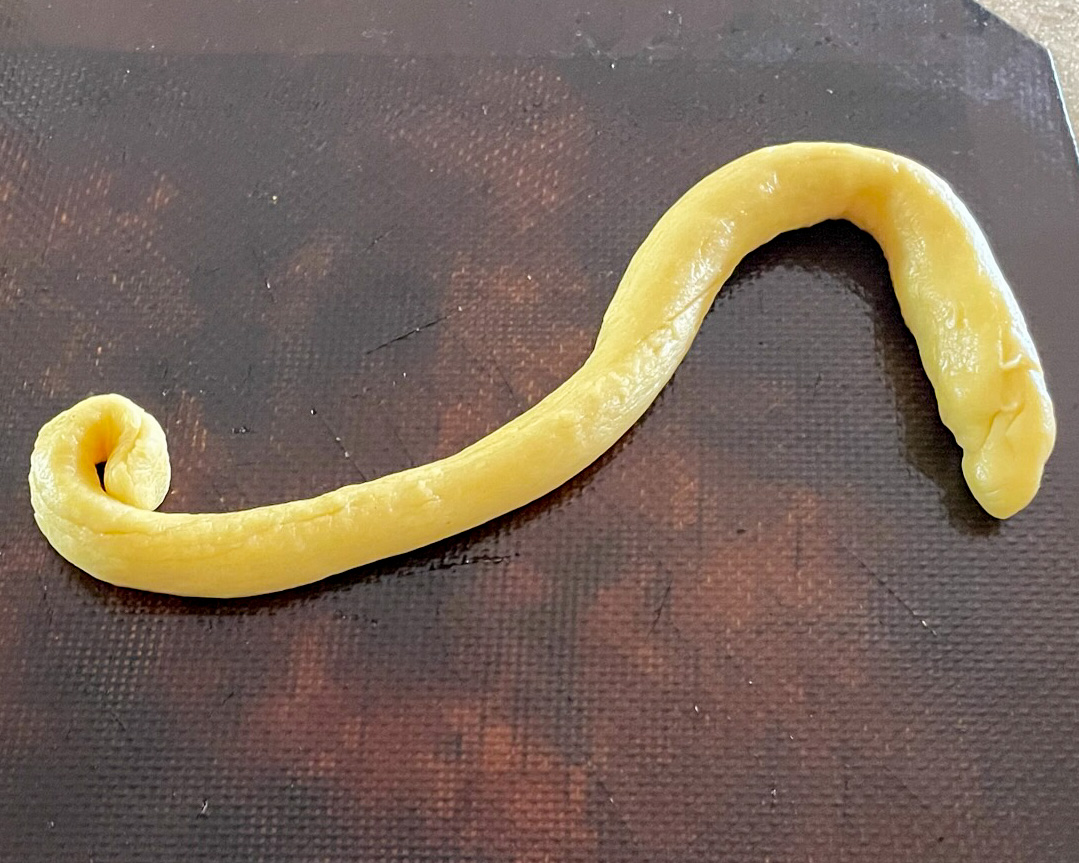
29, 142, 1056, 598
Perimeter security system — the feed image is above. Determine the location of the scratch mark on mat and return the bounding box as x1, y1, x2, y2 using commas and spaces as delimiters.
427, 553, 513, 572
249, 245, 275, 303
838, 540, 938, 636
35, 572, 53, 626
455, 333, 525, 408
311, 407, 369, 481
365, 224, 397, 251
651, 575, 674, 633
384, 416, 417, 466
592, 773, 643, 849
363, 314, 446, 356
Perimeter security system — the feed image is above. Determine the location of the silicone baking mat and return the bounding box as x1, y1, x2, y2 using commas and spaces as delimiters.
1, 1, 1077, 859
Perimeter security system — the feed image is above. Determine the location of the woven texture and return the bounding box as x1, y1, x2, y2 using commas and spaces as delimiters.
1, 1, 1078, 860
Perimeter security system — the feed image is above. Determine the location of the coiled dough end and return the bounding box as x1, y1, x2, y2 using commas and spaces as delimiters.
30, 394, 172, 566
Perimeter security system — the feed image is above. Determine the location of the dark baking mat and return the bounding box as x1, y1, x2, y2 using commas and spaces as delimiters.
1, 1, 1078, 860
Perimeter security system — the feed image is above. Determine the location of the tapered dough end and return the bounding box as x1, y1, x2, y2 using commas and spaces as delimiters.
961, 371, 1057, 519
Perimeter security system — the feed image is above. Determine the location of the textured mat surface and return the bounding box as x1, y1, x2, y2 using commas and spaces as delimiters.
1, 1, 1078, 860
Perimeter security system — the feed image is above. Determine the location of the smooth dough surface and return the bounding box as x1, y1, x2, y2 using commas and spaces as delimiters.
29, 142, 1057, 598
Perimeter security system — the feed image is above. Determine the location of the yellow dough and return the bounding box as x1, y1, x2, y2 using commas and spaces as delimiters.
29, 143, 1056, 598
